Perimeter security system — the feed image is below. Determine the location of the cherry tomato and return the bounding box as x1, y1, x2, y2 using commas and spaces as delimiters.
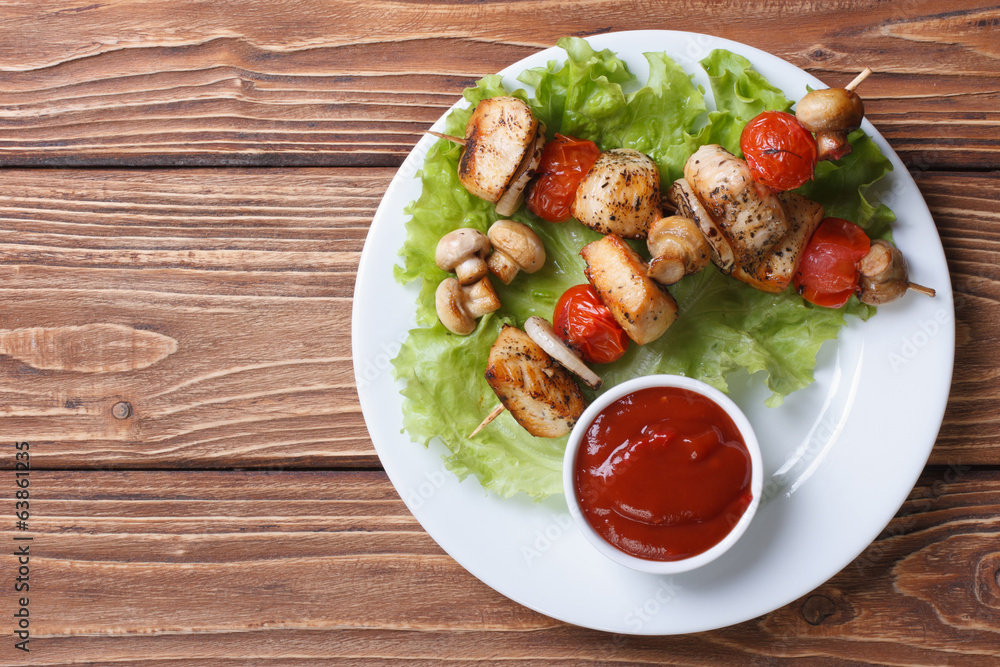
794, 217, 871, 308
553, 284, 629, 364
740, 111, 818, 191
526, 134, 601, 223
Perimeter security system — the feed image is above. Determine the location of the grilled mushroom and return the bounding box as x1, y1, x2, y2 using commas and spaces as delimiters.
435, 277, 501, 335
435, 228, 491, 285
856, 239, 935, 305
796, 73, 867, 161
646, 215, 711, 285
486, 219, 545, 284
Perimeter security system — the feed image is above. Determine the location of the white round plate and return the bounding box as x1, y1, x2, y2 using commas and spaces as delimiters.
351, 30, 954, 634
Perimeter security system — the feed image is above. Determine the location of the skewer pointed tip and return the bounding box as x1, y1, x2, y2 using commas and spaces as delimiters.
845, 67, 872, 92
427, 130, 466, 146
469, 404, 505, 438
908, 282, 936, 298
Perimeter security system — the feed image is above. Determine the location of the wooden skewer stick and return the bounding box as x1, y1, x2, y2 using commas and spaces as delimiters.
908, 282, 936, 298
427, 130, 466, 146
845, 67, 872, 92
469, 404, 505, 438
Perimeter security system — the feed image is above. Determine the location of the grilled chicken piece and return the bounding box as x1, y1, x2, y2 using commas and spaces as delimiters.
729, 192, 824, 293
684, 144, 787, 270
580, 234, 678, 345
484, 325, 587, 438
571, 149, 662, 239
671, 176, 824, 293
459, 97, 541, 213
668, 178, 736, 273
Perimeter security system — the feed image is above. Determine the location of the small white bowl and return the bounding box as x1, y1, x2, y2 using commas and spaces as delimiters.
563, 374, 763, 575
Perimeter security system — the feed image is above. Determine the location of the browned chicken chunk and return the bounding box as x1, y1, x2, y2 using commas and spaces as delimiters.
684, 144, 787, 270
726, 192, 824, 293
676, 144, 825, 293
484, 325, 587, 438
571, 149, 662, 239
580, 234, 678, 345
458, 97, 541, 215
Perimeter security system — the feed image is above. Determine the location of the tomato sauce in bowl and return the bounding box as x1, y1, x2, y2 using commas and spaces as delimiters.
564, 375, 762, 574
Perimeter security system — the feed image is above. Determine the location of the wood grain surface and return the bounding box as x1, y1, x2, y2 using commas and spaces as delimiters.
0, 0, 996, 169
0, 168, 373, 468
1, 468, 998, 665
0, 0, 997, 663
0, 168, 995, 467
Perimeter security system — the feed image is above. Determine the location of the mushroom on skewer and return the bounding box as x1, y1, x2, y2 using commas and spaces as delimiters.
796, 67, 870, 161
856, 239, 936, 305
670, 177, 736, 273
524, 317, 602, 390
646, 215, 712, 285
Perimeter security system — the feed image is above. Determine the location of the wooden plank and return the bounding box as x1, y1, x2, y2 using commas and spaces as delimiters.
0, 168, 379, 468
918, 172, 1000, 466
0, 1, 996, 169
2, 468, 999, 665
0, 168, 996, 468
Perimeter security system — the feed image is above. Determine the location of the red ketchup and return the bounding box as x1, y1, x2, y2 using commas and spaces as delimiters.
574, 387, 754, 561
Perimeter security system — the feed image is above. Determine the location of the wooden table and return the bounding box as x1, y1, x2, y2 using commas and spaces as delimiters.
1, 1, 998, 663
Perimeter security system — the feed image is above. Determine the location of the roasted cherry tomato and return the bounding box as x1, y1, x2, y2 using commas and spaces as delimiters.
526, 134, 601, 222
740, 111, 818, 191
553, 284, 629, 364
794, 217, 871, 308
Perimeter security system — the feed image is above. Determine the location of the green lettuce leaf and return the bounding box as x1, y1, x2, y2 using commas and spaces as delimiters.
391, 40, 895, 499
517, 37, 633, 143
798, 129, 896, 240
696, 49, 793, 155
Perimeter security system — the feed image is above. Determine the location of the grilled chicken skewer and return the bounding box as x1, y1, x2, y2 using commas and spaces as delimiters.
429, 97, 546, 217
432, 107, 660, 236
796, 67, 871, 161
471, 317, 603, 438
480, 324, 588, 438
672, 144, 825, 293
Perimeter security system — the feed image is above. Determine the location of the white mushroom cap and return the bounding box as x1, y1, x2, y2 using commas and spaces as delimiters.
486, 219, 546, 285
435, 276, 501, 335
435, 228, 492, 285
